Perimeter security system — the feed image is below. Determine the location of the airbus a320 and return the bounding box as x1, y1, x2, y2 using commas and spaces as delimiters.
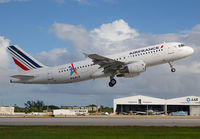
7, 42, 194, 87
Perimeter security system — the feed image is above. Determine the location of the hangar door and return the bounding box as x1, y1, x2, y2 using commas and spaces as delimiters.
190, 106, 200, 116
167, 105, 189, 115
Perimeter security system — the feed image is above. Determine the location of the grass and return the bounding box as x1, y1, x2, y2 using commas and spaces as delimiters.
0, 126, 200, 139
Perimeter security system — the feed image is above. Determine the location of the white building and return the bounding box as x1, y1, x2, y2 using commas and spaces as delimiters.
53, 109, 76, 116
114, 95, 200, 116
53, 109, 88, 116
0, 106, 14, 115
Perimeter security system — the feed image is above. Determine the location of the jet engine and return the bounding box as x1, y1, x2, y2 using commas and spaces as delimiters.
119, 61, 146, 74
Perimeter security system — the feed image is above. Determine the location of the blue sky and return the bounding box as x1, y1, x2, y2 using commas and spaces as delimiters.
1, 0, 200, 53
0, 0, 200, 107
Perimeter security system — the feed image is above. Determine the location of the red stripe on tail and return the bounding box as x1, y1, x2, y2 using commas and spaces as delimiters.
12, 57, 29, 71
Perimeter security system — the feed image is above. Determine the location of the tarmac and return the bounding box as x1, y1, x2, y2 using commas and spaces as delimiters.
0, 117, 200, 126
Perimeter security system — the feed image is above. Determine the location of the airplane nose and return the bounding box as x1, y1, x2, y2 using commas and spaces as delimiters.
188, 47, 194, 55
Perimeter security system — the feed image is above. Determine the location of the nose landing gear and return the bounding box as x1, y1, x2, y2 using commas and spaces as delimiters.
109, 77, 116, 87
169, 62, 176, 72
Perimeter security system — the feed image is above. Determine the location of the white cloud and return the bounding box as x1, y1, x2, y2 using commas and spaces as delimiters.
0, 36, 10, 68
50, 19, 140, 54
36, 48, 70, 66
92, 19, 139, 42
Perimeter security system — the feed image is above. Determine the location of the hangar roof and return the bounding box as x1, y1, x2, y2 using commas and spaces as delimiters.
114, 95, 200, 105
114, 95, 165, 105
167, 96, 200, 105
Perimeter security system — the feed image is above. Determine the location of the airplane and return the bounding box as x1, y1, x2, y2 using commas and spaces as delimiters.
7, 42, 194, 87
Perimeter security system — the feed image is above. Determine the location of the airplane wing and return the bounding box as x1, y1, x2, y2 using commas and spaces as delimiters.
87, 54, 126, 73
11, 75, 34, 80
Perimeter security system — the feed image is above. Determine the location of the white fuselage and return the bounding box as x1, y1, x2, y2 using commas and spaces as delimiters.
11, 42, 194, 84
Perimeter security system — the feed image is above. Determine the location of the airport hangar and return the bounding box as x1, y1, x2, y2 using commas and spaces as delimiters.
113, 95, 200, 116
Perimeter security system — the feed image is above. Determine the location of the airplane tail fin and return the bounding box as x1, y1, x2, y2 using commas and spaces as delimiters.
7, 45, 46, 71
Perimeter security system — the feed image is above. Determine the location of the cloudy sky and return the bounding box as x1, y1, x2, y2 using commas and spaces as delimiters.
0, 0, 200, 107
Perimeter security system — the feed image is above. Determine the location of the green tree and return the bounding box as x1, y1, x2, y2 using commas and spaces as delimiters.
14, 104, 25, 112
99, 106, 113, 113
61, 106, 69, 109
24, 100, 45, 112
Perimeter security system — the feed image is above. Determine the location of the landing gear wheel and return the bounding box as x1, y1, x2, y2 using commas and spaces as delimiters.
171, 68, 176, 72
111, 78, 116, 85
168, 62, 176, 73
109, 79, 116, 87
109, 82, 114, 87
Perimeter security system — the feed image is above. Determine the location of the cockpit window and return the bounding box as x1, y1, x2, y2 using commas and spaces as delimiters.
178, 44, 185, 47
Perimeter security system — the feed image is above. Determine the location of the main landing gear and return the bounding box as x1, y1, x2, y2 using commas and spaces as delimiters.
109, 77, 116, 87
168, 62, 176, 72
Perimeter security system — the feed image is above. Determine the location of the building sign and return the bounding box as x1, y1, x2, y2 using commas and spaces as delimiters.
186, 97, 198, 102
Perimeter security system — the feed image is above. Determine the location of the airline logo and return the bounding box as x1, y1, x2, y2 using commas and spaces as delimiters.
129, 45, 164, 55
69, 63, 79, 76
7, 45, 42, 71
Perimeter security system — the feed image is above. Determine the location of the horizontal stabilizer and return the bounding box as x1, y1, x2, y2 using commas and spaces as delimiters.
11, 75, 34, 80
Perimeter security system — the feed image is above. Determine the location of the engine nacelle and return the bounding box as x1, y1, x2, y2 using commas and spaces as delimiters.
120, 61, 146, 74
